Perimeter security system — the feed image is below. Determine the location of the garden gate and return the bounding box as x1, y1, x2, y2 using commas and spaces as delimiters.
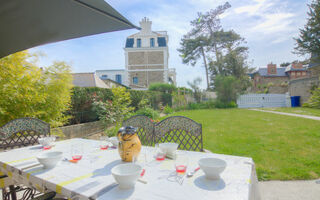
237, 93, 289, 108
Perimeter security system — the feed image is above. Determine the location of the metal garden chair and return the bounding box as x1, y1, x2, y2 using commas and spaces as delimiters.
154, 116, 203, 152
122, 115, 155, 146
0, 118, 55, 200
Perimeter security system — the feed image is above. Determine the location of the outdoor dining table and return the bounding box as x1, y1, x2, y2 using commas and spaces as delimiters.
0, 138, 260, 200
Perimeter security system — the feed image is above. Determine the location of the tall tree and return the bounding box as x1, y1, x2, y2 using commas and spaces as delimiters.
294, 0, 320, 61
209, 30, 249, 79
0, 51, 73, 127
178, 36, 210, 89
178, 2, 231, 90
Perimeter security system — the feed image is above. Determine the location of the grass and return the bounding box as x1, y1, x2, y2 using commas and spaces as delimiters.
166, 109, 320, 181
261, 107, 320, 117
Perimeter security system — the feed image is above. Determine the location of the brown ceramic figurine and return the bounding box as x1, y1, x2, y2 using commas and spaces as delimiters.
117, 126, 141, 162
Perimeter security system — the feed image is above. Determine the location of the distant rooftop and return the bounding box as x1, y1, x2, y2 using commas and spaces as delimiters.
254, 67, 287, 77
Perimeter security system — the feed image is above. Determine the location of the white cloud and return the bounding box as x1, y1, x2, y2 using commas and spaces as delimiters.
252, 12, 295, 34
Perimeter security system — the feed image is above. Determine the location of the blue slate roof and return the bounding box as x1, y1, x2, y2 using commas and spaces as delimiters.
255, 67, 287, 77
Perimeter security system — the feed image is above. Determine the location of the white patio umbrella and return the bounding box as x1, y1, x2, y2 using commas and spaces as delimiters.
0, 0, 139, 58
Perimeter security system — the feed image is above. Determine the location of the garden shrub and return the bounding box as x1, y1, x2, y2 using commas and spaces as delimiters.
186, 100, 237, 110
163, 105, 174, 114
68, 87, 113, 124
135, 107, 160, 120
303, 85, 320, 108
93, 87, 134, 136
148, 83, 177, 93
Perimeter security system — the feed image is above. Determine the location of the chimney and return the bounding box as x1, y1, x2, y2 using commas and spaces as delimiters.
292, 62, 303, 69
139, 17, 152, 35
267, 63, 277, 75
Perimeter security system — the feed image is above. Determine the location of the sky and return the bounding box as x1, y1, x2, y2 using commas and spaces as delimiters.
30, 0, 311, 89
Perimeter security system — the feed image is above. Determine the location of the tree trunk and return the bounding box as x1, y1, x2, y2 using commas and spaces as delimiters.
200, 46, 210, 90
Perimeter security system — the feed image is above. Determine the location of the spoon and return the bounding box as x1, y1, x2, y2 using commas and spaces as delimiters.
187, 167, 200, 178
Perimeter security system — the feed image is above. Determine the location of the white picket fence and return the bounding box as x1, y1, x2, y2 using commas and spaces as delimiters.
237, 93, 290, 108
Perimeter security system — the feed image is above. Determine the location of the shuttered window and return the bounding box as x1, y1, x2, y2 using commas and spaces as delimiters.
157, 37, 166, 47
125, 38, 134, 48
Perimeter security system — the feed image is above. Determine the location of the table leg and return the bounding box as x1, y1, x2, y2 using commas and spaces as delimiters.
9, 185, 17, 200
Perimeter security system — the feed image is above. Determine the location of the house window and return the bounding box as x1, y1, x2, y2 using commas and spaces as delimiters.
133, 77, 138, 84
115, 74, 122, 84
150, 38, 155, 47
125, 38, 134, 48
100, 75, 108, 80
137, 39, 141, 47
157, 37, 166, 47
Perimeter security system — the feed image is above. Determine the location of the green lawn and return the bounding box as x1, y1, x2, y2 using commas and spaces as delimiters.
166, 109, 320, 181
262, 107, 320, 117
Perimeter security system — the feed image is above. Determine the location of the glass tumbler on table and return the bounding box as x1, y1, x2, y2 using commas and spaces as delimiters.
175, 151, 188, 174
71, 144, 83, 160
154, 143, 166, 161
100, 136, 109, 150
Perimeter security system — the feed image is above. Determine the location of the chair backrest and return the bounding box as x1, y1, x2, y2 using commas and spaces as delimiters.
154, 116, 203, 151
0, 118, 50, 149
122, 115, 154, 146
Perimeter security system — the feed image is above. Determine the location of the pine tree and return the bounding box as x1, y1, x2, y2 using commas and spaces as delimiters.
294, 0, 320, 61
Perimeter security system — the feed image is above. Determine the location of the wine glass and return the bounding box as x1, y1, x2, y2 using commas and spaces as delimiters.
175, 151, 188, 174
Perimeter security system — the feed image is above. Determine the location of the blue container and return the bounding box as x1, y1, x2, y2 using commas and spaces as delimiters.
290, 96, 301, 107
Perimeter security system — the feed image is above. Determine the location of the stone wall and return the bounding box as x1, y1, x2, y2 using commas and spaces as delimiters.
53, 121, 104, 139
289, 77, 319, 104
128, 51, 164, 66
309, 66, 320, 77
128, 71, 164, 88
252, 74, 289, 94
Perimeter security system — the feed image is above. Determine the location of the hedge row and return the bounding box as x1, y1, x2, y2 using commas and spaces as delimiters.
67, 87, 170, 125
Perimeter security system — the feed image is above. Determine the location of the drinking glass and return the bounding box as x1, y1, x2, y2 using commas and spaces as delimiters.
154, 143, 166, 161
175, 151, 188, 174
71, 144, 83, 160
100, 136, 109, 150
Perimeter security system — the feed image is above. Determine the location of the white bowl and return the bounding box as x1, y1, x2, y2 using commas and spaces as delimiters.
109, 137, 119, 147
198, 158, 227, 180
159, 143, 178, 155
37, 151, 63, 169
111, 163, 142, 189
38, 137, 53, 147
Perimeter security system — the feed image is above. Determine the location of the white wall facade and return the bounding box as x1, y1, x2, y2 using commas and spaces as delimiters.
95, 69, 127, 86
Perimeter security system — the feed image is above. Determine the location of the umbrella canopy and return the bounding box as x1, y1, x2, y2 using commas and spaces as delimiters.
0, 0, 139, 58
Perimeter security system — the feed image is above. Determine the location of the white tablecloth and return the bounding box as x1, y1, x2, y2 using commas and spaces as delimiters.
0, 138, 260, 200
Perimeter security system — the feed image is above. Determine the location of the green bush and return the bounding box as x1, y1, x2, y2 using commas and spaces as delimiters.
149, 83, 177, 93
129, 90, 162, 110
214, 100, 237, 108
163, 105, 174, 114
135, 107, 160, 120
214, 75, 239, 103
186, 100, 237, 110
68, 87, 113, 124
303, 85, 320, 108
